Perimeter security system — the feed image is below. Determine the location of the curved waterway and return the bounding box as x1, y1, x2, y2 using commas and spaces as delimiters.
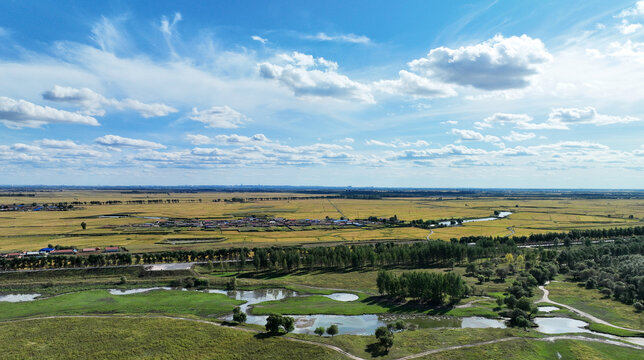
0, 294, 41, 302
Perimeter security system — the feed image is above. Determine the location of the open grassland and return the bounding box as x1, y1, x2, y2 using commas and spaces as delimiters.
291, 327, 540, 360
414, 338, 641, 360
546, 281, 644, 330
1, 190, 643, 252
0, 289, 242, 321
0, 317, 346, 360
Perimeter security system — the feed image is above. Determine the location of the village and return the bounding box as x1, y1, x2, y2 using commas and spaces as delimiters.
126, 216, 384, 230
0, 246, 121, 259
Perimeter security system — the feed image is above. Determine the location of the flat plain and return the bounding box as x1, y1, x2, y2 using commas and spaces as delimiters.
1, 190, 643, 252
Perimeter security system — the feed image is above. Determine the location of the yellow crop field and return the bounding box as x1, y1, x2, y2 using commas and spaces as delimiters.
0, 190, 643, 252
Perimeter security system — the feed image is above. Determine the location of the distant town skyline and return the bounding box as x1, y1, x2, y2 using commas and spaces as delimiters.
0, 1, 643, 188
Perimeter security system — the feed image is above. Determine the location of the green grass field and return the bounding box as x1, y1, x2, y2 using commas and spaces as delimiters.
290, 327, 539, 360
0, 289, 242, 321
0, 317, 346, 360
414, 338, 642, 360
546, 281, 644, 330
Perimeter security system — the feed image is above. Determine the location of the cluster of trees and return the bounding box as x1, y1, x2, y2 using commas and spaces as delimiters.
265, 314, 295, 334
376, 270, 468, 304
252, 241, 513, 273
409, 218, 462, 229
555, 238, 644, 308
314, 324, 338, 337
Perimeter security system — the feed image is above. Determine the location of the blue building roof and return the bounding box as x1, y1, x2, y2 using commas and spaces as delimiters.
40, 247, 55, 252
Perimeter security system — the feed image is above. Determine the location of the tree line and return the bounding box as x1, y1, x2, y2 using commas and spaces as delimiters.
376, 270, 468, 304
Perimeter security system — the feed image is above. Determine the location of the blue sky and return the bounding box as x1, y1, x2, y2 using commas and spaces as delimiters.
0, 0, 643, 187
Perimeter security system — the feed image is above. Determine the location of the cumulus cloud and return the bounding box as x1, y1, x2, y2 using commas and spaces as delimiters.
188, 106, 247, 128
451, 129, 503, 146
258, 51, 374, 103
475, 108, 639, 130
617, 19, 642, 34
187, 133, 270, 145
251, 35, 268, 44
394, 144, 487, 160
365, 139, 430, 148
502, 131, 536, 142
0, 96, 100, 129
618, 1, 644, 17
39, 139, 82, 149
409, 34, 552, 90
475, 113, 534, 129
302, 32, 370, 44
42, 85, 177, 118
94, 135, 166, 149
373, 70, 457, 99
525, 107, 641, 129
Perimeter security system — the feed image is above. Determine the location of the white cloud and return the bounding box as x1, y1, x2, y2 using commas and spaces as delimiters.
373, 70, 457, 99
441, 120, 458, 125
160, 12, 182, 57
475, 108, 640, 131
0, 96, 100, 129
617, 19, 642, 34
502, 131, 536, 142
338, 137, 355, 144
475, 113, 534, 129
188, 106, 247, 128
39, 139, 82, 149
251, 35, 268, 44
409, 34, 552, 90
91, 16, 126, 53
258, 51, 374, 103
95, 135, 166, 149
365, 139, 430, 148
618, 1, 644, 17
451, 129, 503, 146
527, 107, 641, 129
42, 85, 177, 118
302, 32, 370, 44
188, 133, 270, 145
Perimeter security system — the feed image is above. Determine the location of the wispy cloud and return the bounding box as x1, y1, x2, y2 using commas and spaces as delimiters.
302, 32, 370, 44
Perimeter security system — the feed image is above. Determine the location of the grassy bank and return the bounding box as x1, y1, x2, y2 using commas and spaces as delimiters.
0, 289, 242, 321
415, 338, 641, 360
546, 281, 643, 330
0, 317, 346, 360
290, 327, 540, 359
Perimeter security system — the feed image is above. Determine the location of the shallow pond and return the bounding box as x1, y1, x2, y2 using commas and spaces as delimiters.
534, 317, 589, 334
109, 287, 173, 295
208, 288, 298, 312
537, 306, 560, 313
323, 293, 359, 302
0, 294, 41, 302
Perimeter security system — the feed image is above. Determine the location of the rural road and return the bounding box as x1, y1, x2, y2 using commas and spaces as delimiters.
537, 282, 644, 335
2, 314, 641, 360
426, 229, 433, 240
327, 199, 347, 219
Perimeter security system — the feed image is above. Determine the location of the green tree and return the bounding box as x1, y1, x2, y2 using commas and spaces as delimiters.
314, 326, 325, 336
81, 222, 87, 230
374, 326, 394, 351
232, 307, 247, 324
326, 324, 339, 337
265, 314, 295, 334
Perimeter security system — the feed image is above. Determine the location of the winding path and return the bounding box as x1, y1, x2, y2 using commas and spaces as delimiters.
536, 282, 644, 334
1, 314, 641, 360
426, 229, 434, 240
